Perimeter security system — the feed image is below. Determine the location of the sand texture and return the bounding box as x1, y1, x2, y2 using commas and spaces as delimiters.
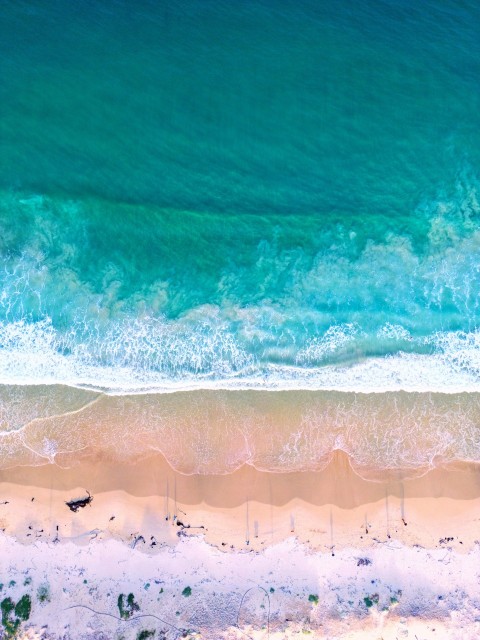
1, 453, 480, 638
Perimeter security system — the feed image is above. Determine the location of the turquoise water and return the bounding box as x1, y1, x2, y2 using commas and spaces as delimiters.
1, 0, 480, 396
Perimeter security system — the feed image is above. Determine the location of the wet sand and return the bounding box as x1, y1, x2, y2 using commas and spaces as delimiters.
3, 387, 480, 476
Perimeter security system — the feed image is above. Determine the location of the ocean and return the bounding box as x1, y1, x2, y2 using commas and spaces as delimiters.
1, 0, 480, 474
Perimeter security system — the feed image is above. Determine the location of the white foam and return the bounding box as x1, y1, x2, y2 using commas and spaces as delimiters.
1, 317, 480, 394
376, 323, 413, 341
296, 323, 361, 365
2, 186, 480, 396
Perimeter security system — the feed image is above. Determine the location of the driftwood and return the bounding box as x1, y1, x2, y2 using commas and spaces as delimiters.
65, 491, 93, 513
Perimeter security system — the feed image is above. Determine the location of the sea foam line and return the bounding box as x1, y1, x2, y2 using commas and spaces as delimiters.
0, 318, 479, 394
0, 354, 479, 395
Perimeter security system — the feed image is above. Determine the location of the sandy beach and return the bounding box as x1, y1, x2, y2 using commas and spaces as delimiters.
1, 452, 480, 638
3, 0, 480, 637
1, 450, 480, 551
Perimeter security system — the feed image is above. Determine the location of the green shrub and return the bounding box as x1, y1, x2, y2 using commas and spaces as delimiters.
15, 595, 31, 621
37, 583, 50, 603
117, 593, 140, 619
364, 593, 379, 608
1, 597, 20, 638
1, 596, 15, 620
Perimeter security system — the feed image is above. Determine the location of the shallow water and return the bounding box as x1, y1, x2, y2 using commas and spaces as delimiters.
0, 386, 478, 475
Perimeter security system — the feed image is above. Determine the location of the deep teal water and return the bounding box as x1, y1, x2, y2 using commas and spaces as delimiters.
1, 0, 480, 390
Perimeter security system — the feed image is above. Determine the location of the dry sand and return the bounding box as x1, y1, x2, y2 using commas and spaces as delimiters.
1, 451, 479, 551
1, 451, 480, 638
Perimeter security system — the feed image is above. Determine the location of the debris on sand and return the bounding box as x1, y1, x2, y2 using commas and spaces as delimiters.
65, 492, 93, 513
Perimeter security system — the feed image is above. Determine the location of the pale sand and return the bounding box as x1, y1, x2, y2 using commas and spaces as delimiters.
1, 451, 480, 551
1, 452, 480, 638
0, 535, 479, 639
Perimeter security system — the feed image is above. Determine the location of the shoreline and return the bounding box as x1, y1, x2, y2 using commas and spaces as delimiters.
3, 387, 480, 474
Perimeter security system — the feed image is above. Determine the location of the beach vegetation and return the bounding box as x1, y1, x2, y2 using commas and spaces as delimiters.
182, 586, 192, 597
1, 594, 31, 638
1, 597, 15, 622
308, 594, 319, 605
37, 583, 50, 603
14, 595, 31, 621
363, 593, 379, 608
117, 593, 140, 619
1, 606, 20, 636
